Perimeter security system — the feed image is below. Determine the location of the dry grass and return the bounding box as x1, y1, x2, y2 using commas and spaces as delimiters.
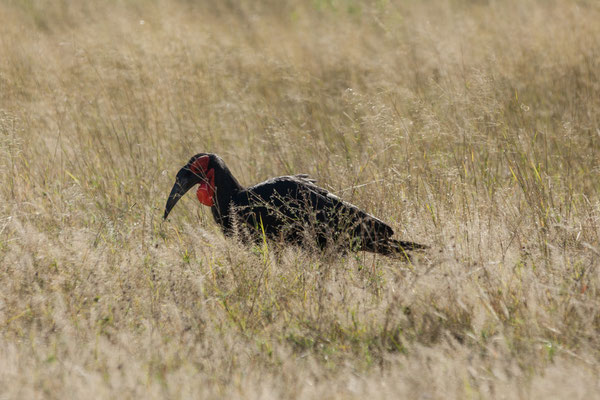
1, 0, 599, 398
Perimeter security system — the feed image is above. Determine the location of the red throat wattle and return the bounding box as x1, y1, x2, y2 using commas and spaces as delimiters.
196, 168, 215, 206
190, 156, 215, 207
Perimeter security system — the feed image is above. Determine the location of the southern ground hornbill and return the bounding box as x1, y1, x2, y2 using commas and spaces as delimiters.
164, 153, 426, 256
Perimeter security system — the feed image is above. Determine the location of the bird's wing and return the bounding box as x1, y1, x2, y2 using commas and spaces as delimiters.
245, 175, 395, 239
292, 174, 317, 185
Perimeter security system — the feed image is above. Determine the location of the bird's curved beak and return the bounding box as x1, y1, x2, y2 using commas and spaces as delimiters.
164, 169, 196, 220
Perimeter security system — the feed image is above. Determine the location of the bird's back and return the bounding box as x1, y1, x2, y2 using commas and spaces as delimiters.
228, 175, 394, 250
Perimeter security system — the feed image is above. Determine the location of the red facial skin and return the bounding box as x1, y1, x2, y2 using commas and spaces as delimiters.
190, 156, 215, 206
196, 169, 215, 206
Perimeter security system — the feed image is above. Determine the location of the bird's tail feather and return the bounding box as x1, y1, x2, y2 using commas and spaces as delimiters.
390, 239, 428, 251
372, 239, 428, 256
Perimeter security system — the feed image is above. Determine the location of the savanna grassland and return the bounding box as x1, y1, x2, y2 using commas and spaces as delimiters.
1, 0, 599, 398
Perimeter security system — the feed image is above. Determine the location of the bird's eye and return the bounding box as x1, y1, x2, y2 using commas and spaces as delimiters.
190, 155, 210, 176
190, 164, 200, 176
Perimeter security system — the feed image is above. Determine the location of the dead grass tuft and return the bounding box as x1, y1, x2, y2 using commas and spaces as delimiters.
1, 0, 599, 398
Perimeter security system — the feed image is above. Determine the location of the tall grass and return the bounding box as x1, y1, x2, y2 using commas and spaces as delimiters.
1, 0, 599, 398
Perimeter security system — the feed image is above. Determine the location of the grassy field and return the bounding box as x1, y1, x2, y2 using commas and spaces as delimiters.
1, 0, 599, 398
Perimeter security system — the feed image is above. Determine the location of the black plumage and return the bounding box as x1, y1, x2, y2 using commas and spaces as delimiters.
164, 153, 425, 255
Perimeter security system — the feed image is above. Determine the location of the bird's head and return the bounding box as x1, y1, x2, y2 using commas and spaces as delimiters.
164, 153, 217, 219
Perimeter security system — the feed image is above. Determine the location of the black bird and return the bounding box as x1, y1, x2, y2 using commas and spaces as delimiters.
164, 153, 426, 256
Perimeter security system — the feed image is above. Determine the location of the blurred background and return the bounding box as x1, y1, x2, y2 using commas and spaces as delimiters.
1, 0, 599, 398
